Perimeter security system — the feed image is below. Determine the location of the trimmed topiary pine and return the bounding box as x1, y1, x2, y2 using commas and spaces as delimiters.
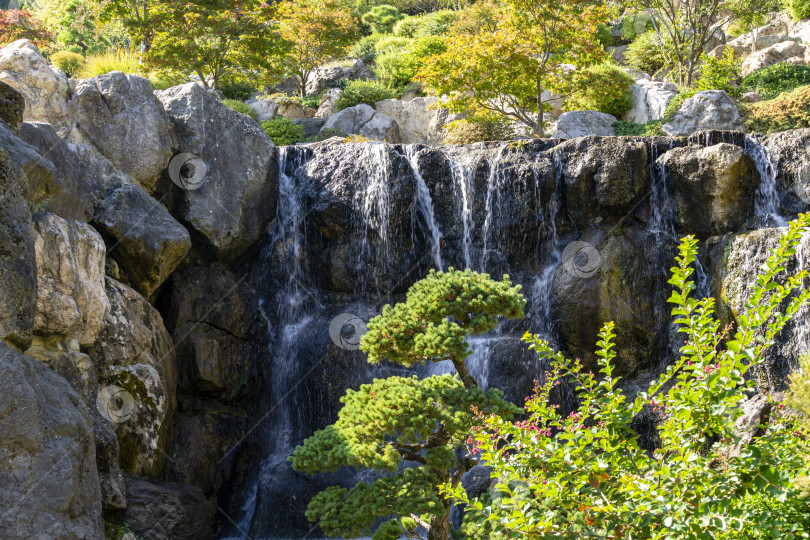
290, 268, 526, 540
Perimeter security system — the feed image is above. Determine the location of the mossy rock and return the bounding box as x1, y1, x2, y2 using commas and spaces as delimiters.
0, 81, 24, 133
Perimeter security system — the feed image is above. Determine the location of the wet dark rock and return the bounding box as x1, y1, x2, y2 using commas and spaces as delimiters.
123, 476, 214, 540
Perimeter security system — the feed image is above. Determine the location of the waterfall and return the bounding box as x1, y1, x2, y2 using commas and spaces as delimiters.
745, 135, 788, 227
357, 144, 392, 269
446, 148, 478, 269
481, 146, 507, 271
403, 145, 443, 270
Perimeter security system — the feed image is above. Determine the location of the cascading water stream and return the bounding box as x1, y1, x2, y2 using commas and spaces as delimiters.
403, 145, 443, 270
745, 135, 788, 227
446, 148, 479, 270
480, 145, 507, 271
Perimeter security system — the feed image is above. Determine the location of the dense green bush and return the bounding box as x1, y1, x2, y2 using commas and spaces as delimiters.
716, 493, 810, 539
625, 30, 670, 75
222, 99, 257, 120
350, 34, 386, 61
361, 5, 405, 34
415, 10, 457, 36
612, 119, 665, 136
444, 115, 516, 144
219, 78, 257, 101
393, 16, 422, 37
50, 51, 84, 77
785, 0, 810, 21
261, 118, 305, 146
696, 48, 742, 97
742, 84, 810, 133
374, 35, 412, 52
373, 35, 446, 90
620, 12, 653, 41
335, 80, 398, 110
149, 74, 186, 91
741, 62, 810, 100
565, 63, 634, 117
595, 23, 613, 47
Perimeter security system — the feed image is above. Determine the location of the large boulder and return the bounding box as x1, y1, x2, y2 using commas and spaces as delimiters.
0, 121, 57, 208
374, 97, 461, 145
624, 80, 678, 124
0, 40, 75, 136
157, 83, 278, 261
0, 341, 103, 539
0, 148, 35, 350
122, 477, 214, 540
292, 117, 325, 139
661, 90, 744, 136
31, 213, 109, 345
0, 80, 24, 131
720, 227, 810, 389
71, 71, 173, 192
315, 88, 342, 119
762, 128, 810, 215
659, 143, 759, 236
741, 40, 809, 76
248, 99, 278, 123
319, 103, 402, 142
552, 110, 617, 138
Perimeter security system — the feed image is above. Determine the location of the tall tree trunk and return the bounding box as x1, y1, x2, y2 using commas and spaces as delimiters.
535, 75, 544, 136
427, 510, 451, 540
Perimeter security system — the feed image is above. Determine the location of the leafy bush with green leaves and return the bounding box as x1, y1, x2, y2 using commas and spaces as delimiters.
335, 80, 397, 110
222, 99, 257, 120
663, 87, 697, 120
446, 215, 810, 538
741, 62, 810, 100
742, 84, 810, 133
361, 4, 405, 34
350, 33, 387, 61
612, 119, 665, 136
414, 9, 457, 36
565, 63, 634, 117
50, 51, 84, 77
620, 12, 654, 41
393, 16, 422, 37
785, 0, 810, 21
448, 0, 501, 36
595, 23, 613, 47
261, 117, 304, 146
788, 353, 810, 496
373, 35, 446, 90
444, 114, 516, 145
696, 48, 741, 97
77, 49, 140, 79
148, 73, 186, 90
625, 30, 672, 75
374, 35, 412, 52
716, 493, 810, 539
219, 78, 257, 101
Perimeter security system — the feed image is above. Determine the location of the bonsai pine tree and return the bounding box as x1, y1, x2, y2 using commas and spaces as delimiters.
290, 268, 526, 540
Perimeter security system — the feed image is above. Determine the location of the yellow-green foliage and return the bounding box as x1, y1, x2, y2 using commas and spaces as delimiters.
50, 51, 84, 77
222, 99, 257, 120
742, 85, 810, 134
788, 353, 810, 495
444, 115, 516, 145
374, 35, 412, 52
564, 63, 634, 117
78, 49, 141, 79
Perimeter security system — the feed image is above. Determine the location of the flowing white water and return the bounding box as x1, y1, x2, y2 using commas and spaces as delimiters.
745, 135, 788, 227
358, 144, 392, 267
403, 145, 444, 270
446, 149, 479, 269
481, 145, 507, 271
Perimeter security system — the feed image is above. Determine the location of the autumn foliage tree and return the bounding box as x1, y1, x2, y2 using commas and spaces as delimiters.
417, 0, 608, 135
275, 0, 357, 97
0, 10, 54, 50
145, 0, 281, 89
291, 268, 526, 540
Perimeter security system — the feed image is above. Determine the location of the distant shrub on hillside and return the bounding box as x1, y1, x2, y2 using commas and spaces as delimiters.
742, 84, 810, 133
78, 49, 140, 78
223, 99, 257, 120
374, 35, 412, 52
262, 117, 305, 146
50, 51, 84, 77
565, 63, 634, 117
741, 62, 810, 100
350, 34, 386, 60
444, 114, 515, 145
625, 31, 670, 75
361, 5, 405, 34
335, 80, 397, 110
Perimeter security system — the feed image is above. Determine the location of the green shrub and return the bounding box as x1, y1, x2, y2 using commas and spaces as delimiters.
219, 78, 257, 101
696, 48, 742, 97
393, 16, 422, 37
444, 115, 515, 144
261, 117, 305, 146
350, 33, 387, 61
449, 0, 501, 36
149, 73, 186, 90
625, 30, 671, 75
612, 119, 665, 136
414, 10, 457, 36
361, 5, 405, 34
742, 84, 810, 133
741, 62, 810, 100
77, 49, 140, 79
620, 12, 653, 41
335, 80, 397, 110
565, 63, 634, 117
662, 87, 697, 120
595, 23, 613, 47
50, 51, 84, 77
717, 493, 810, 539
785, 0, 810, 21
373, 35, 446, 90
374, 36, 412, 52
267, 93, 302, 105
301, 92, 322, 109
223, 99, 257, 120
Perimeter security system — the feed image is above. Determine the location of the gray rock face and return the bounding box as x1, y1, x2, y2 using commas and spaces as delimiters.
319, 103, 402, 142
157, 83, 278, 261
0, 341, 103, 539
248, 99, 278, 122
0, 121, 57, 207
291, 117, 325, 139
662, 90, 744, 136
741, 40, 808, 76
374, 97, 460, 145
659, 143, 758, 236
0, 80, 24, 131
123, 477, 214, 540
31, 213, 109, 345
762, 128, 810, 215
0, 149, 35, 350
315, 88, 342, 119
552, 110, 617, 138
0, 40, 75, 136
71, 71, 173, 192
624, 81, 678, 124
